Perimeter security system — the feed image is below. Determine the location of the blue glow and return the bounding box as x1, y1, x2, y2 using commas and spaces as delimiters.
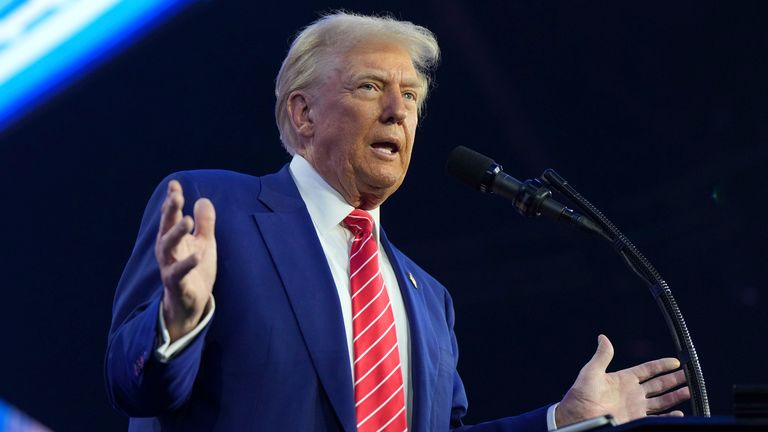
0, 0, 194, 133
0, 1, 28, 21
0, 399, 51, 431
0, 400, 8, 431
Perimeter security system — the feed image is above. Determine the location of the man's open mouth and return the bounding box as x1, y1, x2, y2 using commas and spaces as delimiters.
371, 141, 399, 155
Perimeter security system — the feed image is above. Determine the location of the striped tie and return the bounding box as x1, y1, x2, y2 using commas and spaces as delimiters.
344, 209, 407, 432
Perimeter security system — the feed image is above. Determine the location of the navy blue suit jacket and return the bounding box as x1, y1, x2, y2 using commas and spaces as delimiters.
105, 166, 550, 431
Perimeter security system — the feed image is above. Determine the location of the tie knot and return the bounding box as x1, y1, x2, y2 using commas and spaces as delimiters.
343, 209, 374, 236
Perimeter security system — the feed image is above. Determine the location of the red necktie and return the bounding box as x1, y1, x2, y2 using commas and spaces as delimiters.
344, 209, 407, 432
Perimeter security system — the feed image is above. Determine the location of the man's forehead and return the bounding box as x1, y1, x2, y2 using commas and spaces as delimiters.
334, 44, 422, 86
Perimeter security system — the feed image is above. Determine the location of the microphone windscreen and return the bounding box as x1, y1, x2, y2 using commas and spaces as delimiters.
445, 146, 496, 189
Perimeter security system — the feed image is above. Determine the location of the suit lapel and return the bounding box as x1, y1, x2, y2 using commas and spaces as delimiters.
252, 166, 356, 432
380, 228, 439, 432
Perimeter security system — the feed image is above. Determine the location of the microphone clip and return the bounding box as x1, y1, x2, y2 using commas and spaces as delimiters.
513, 178, 553, 218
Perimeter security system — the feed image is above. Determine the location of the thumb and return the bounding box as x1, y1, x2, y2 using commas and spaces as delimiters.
193, 198, 216, 240
584, 334, 614, 374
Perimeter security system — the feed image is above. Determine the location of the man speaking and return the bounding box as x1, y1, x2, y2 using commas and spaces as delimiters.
105, 12, 689, 431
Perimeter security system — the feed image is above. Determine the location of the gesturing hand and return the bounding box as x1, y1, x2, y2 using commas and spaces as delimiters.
556, 335, 690, 427
155, 180, 217, 342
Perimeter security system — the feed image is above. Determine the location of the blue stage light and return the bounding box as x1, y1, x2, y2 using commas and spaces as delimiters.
0, 0, 194, 133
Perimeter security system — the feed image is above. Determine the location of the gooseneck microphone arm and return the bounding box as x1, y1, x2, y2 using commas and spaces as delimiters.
539, 169, 710, 417
446, 146, 710, 417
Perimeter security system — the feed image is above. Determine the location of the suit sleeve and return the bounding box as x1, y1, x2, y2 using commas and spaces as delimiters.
104, 174, 213, 417
443, 287, 551, 432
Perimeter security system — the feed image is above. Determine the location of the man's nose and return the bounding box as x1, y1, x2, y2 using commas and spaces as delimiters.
380, 88, 408, 124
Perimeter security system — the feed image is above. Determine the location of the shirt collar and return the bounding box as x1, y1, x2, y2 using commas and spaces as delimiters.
289, 154, 381, 240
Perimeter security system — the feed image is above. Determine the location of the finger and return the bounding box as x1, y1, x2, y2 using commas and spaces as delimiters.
583, 334, 614, 374
630, 357, 682, 383
159, 180, 185, 236
647, 386, 691, 413
163, 252, 200, 289
642, 369, 687, 397
157, 216, 194, 264
193, 198, 216, 240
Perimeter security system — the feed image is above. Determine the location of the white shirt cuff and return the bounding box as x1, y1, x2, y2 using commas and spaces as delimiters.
547, 402, 559, 431
155, 295, 216, 363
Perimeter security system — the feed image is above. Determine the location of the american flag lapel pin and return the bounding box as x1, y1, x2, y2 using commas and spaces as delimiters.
407, 272, 418, 288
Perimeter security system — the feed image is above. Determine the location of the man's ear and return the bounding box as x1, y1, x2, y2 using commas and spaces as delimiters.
287, 91, 314, 138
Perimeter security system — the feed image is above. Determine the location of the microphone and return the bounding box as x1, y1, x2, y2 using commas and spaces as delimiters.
445, 145, 604, 236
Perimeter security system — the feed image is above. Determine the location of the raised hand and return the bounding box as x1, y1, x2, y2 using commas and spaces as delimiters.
556, 335, 690, 427
155, 180, 217, 342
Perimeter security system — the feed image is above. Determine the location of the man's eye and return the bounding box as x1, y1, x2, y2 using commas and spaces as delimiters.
359, 83, 377, 91
403, 91, 417, 101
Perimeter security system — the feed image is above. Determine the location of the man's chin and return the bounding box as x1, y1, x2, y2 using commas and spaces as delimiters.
368, 171, 406, 190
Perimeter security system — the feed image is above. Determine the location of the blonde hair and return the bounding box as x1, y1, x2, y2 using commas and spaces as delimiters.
274, 11, 440, 154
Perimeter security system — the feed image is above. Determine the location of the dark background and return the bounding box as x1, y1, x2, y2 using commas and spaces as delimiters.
1, 1, 766, 430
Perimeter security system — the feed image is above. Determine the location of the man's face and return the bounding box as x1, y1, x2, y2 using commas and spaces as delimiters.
297, 40, 422, 209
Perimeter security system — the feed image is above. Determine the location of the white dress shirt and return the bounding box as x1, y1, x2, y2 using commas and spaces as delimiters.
288, 155, 412, 427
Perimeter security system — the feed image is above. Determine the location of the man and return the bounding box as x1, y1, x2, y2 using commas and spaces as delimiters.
105, 12, 689, 431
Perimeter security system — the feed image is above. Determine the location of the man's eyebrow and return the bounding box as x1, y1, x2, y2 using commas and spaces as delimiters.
349, 70, 388, 82
349, 70, 422, 89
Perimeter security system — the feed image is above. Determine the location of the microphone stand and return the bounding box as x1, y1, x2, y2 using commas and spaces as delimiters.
538, 169, 710, 417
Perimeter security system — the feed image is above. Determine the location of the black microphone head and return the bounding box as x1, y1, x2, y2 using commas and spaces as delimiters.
445, 146, 499, 191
